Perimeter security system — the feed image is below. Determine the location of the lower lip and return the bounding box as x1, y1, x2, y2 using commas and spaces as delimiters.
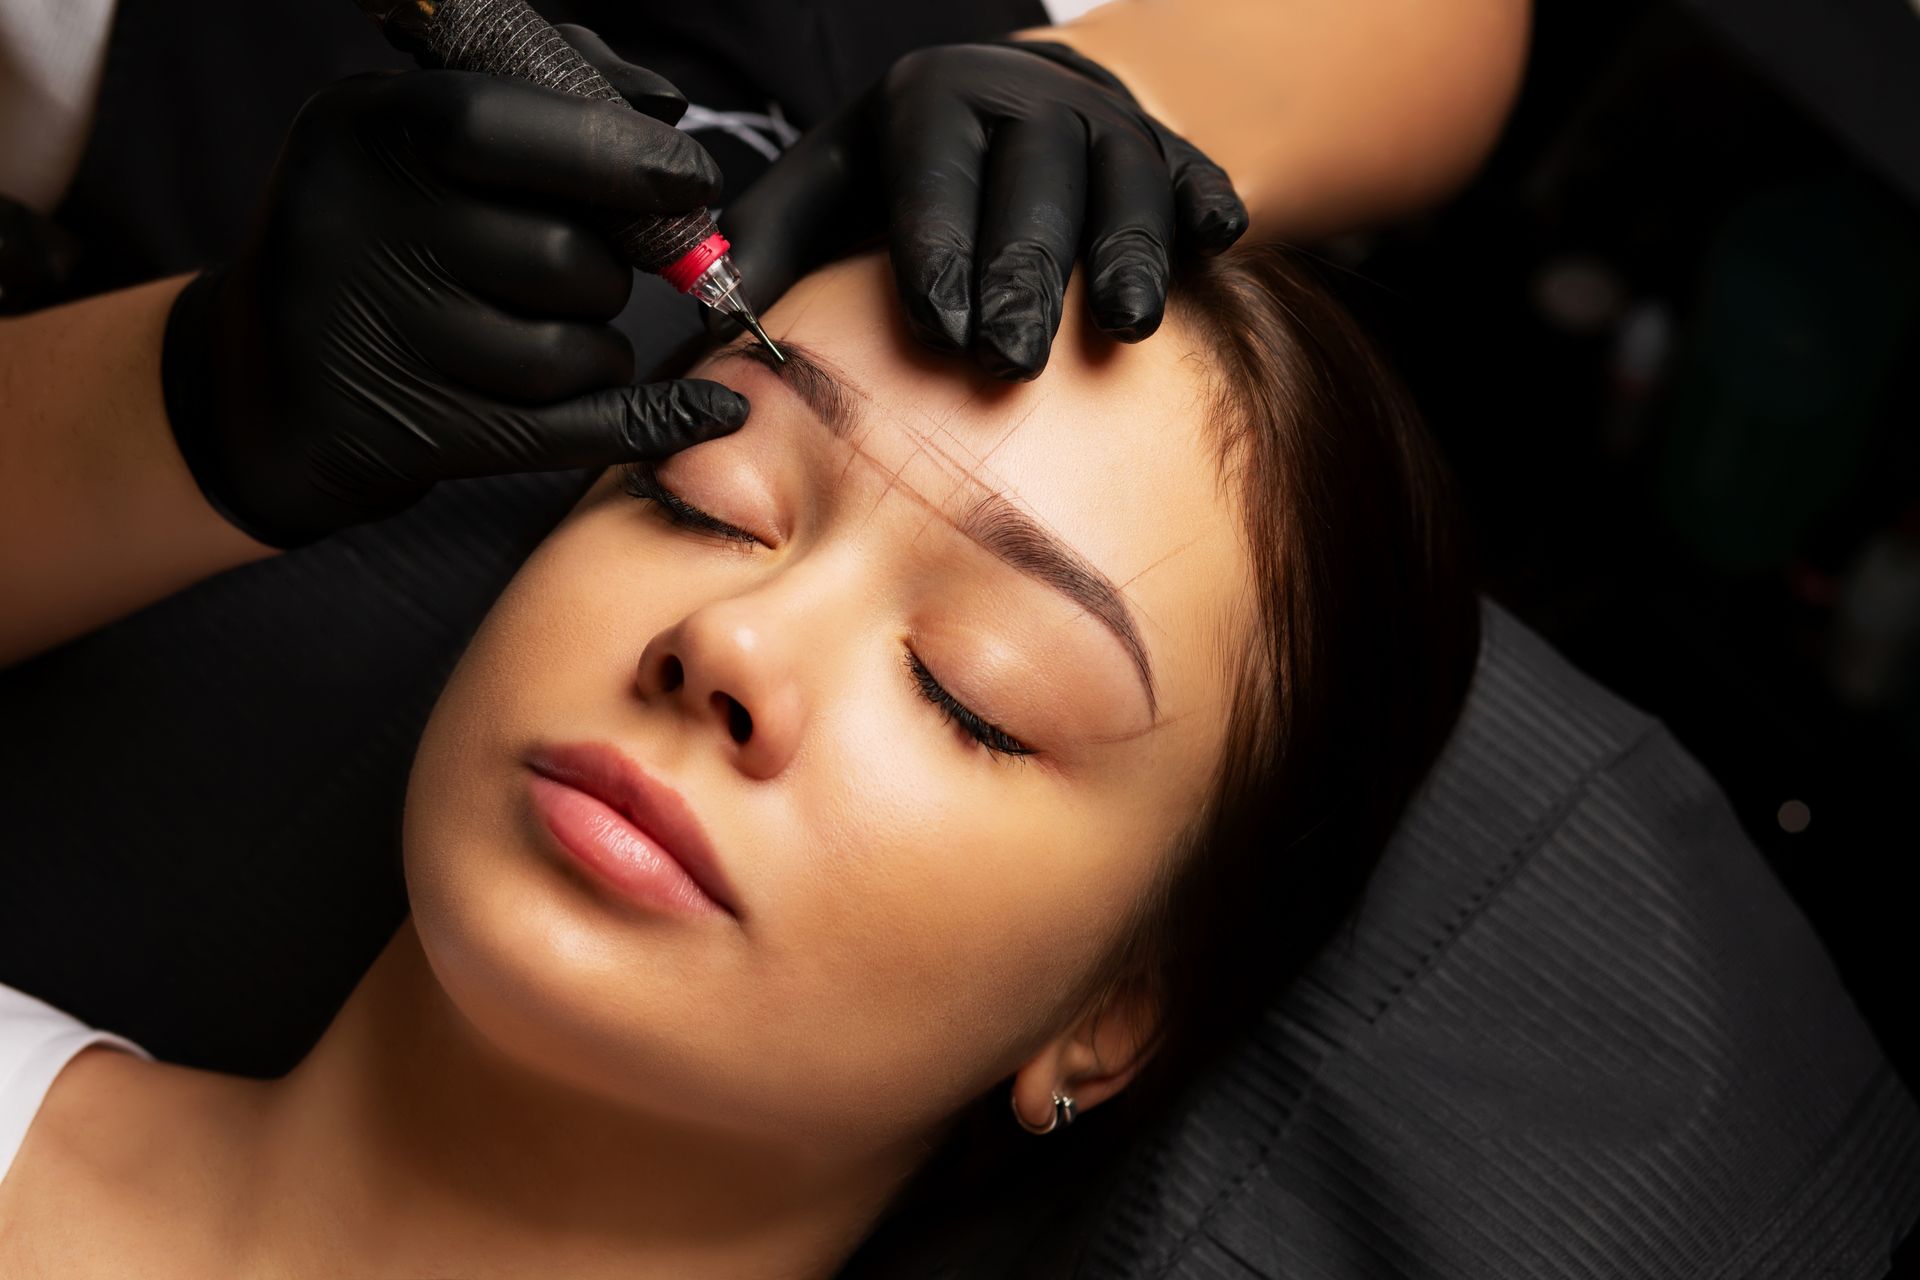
526, 773, 726, 919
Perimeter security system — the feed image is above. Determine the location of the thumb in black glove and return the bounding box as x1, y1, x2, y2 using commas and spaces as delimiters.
713, 40, 1249, 381
163, 25, 749, 549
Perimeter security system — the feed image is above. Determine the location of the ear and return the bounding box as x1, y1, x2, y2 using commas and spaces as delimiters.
1009, 977, 1160, 1129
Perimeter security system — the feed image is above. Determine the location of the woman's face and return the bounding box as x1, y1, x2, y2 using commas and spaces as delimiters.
403, 255, 1252, 1155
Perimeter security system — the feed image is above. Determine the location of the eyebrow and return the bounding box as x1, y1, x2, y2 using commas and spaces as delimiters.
709, 340, 1158, 718
714, 341, 856, 438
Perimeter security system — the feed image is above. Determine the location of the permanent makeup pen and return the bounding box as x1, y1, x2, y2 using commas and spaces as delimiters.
354, 0, 786, 364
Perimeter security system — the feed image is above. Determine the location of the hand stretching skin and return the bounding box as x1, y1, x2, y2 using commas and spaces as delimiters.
715, 41, 1248, 382
715, 0, 1531, 380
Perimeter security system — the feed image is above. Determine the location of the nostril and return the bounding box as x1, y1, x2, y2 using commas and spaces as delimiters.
713, 692, 753, 744
660, 655, 684, 693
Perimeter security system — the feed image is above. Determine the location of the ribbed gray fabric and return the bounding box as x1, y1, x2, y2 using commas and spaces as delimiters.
1077, 603, 1920, 1279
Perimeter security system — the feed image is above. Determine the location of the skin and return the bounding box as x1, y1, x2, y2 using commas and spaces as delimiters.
0, 256, 1254, 1278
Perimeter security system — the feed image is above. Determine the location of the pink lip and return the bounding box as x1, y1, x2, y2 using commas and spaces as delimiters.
525, 742, 740, 921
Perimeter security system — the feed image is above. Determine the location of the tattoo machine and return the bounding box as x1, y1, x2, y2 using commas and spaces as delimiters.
354, 0, 785, 363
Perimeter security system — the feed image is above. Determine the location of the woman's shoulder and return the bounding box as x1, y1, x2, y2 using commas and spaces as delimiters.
0, 983, 161, 1271
0, 981, 150, 1188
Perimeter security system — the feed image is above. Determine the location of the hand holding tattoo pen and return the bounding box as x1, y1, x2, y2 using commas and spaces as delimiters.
158, 11, 759, 549
356, 0, 784, 364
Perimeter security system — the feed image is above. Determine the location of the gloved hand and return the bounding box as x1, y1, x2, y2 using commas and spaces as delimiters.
162, 26, 749, 549
714, 40, 1249, 381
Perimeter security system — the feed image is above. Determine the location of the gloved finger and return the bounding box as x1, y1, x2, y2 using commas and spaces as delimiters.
884, 89, 990, 352
1081, 127, 1175, 343
454, 379, 750, 476
405, 303, 636, 405
436, 203, 633, 322
706, 100, 881, 337
395, 71, 721, 214
1159, 128, 1249, 256
971, 111, 1087, 380
552, 23, 690, 125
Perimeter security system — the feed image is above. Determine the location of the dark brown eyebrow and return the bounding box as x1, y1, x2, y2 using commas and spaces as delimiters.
709, 339, 1157, 718
955, 493, 1157, 718
711, 341, 855, 438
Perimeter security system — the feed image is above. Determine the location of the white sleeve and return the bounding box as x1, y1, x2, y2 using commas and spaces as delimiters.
1038, 0, 1118, 25
0, 0, 122, 213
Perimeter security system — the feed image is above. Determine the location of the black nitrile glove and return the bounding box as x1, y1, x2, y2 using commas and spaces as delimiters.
714, 40, 1249, 380
163, 26, 748, 549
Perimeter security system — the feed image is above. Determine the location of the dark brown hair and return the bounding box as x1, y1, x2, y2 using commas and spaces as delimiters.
843, 243, 1481, 1276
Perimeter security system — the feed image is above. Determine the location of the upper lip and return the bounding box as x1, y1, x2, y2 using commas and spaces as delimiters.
525, 741, 741, 918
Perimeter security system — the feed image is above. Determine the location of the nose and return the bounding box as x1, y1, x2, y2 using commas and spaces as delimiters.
635, 604, 804, 780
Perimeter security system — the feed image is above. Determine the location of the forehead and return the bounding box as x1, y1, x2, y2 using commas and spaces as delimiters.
759, 257, 1215, 507
698, 254, 1253, 731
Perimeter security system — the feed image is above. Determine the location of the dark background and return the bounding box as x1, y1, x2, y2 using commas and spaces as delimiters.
1336, 0, 1920, 1086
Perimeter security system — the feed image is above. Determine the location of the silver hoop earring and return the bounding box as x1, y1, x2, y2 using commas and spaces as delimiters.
1012, 1088, 1076, 1135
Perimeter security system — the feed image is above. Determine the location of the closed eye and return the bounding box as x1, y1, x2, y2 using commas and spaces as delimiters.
905, 650, 1034, 759
618, 464, 762, 546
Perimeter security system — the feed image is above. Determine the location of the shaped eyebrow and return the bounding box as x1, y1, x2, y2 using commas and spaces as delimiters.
955, 493, 1158, 718
707, 340, 1157, 719
712, 341, 855, 437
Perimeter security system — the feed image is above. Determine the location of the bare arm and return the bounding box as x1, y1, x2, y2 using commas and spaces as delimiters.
0, 277, 274, 665
1027, 0, 1533, 240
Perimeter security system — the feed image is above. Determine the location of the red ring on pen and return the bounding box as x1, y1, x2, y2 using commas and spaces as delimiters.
661, 232, 731, 293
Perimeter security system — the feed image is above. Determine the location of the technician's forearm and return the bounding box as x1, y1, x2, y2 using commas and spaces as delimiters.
0, 277, 274, 665
1026, 0, 1531, 241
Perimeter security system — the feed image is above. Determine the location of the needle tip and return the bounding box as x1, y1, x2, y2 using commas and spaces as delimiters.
739, 309, 785, 365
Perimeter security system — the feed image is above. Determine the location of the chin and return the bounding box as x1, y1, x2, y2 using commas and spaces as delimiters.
408, 801, 643, 1089
400, 773, 760, 1139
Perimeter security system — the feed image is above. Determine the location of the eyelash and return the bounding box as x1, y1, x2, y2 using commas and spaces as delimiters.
618, 466, 1034, 761
905, 651, 1035, 759
618, 464, 760, 544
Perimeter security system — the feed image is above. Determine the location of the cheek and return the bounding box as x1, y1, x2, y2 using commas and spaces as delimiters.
409, 519, 638, 816
411, 493, 726, 763
776, 713, 1223, 1113
402, 509, 680, 974
736, 700, 1171, 1113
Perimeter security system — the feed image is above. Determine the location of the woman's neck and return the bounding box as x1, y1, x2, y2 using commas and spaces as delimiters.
219, 921, 917, 1278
